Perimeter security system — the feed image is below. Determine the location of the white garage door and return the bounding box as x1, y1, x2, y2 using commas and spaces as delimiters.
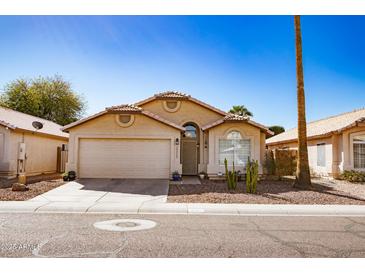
78, 138, 171, 179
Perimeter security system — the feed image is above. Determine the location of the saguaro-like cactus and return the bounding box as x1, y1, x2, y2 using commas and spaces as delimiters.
224, 158, 238, 190
246, 159, 259, 194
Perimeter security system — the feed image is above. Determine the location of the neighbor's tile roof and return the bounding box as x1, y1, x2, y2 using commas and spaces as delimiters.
0, 107, 69, 138
266, 108, 365, 145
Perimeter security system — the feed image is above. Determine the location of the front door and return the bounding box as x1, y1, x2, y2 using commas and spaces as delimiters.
182, 139, 198, 175
181, 123, 199, 175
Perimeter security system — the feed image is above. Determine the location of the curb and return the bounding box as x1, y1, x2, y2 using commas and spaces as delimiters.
1, 201, 365, 216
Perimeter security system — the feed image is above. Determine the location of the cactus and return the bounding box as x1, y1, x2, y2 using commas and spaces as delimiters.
232, 161, 237, 190
252, 160, 259, 194
246, 159, 259, 194
246, 160, 251, 193
224, 158, 238, 190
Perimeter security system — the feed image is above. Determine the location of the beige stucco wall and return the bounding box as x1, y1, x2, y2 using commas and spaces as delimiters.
141, 99, 224, 172
66, 113, 182, 177
267, 124, 365, 178
206, 122, 263, 176
141, 99, 224, 126
0, 126, 67, 178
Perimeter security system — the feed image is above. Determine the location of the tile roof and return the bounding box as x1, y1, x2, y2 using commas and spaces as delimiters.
105, 104, 142, 112
267, 108, 365, 145
141, 110, 185, 131
224, 113, 250, 121
0, 107, 69, 139
135, 90, 227, 116
63, 104, 185, 132
202, 113, 273, 135
154, 91, 190, 99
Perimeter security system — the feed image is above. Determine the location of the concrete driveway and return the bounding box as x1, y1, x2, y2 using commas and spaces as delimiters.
30, 179, 169, 211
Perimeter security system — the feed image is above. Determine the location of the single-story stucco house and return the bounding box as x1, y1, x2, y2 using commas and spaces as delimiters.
0, 107, 69, 183
63, 91, 273, 179
266, 108, 365, 178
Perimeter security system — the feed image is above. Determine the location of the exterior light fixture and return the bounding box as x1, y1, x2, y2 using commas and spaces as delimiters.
175, 138, 179, 145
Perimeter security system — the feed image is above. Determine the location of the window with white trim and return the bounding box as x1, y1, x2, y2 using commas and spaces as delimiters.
354, 135, 365, 169
317, 143, 326, 167
219, 131, 251, 166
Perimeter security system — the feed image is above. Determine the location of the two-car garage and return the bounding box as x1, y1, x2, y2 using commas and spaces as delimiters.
78, 138, 171, 179
63, 106, 184, 180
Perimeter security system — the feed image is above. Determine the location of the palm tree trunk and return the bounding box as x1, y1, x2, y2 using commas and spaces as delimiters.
293, 15, 311, 188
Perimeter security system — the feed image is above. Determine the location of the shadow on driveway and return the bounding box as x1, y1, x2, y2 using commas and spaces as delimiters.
78, 178, 169, 197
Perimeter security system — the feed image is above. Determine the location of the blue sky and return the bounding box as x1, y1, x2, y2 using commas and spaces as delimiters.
0, 16, 364, 129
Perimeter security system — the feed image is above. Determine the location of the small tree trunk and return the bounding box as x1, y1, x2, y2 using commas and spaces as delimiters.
293, 15, 312, 189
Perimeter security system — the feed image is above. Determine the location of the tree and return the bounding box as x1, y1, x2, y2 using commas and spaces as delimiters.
268, 125, 285, 136
229, 105, 253, 117
293, 15, 311, 188
0, 75, 86, 126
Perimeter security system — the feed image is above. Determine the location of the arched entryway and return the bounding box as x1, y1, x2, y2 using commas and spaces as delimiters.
181, 122, 199, 175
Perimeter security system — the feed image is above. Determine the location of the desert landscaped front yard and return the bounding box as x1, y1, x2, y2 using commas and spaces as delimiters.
0, 179, 64, 201
168, 179, 365, 205
2, 176, 365, 205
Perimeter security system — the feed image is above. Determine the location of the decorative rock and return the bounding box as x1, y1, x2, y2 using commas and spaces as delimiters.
12, 183, 29, 192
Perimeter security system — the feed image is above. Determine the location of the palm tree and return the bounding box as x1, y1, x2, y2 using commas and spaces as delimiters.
293, 15, 311, 189
229, 105, 253, 117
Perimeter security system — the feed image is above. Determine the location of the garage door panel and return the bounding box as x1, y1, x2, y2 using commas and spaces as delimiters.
79, 139, 170, 179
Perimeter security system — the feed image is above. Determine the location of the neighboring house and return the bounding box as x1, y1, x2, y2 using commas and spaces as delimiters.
63, 91, 272, 179
0, 107, 69, 181
266, 108, 365, 178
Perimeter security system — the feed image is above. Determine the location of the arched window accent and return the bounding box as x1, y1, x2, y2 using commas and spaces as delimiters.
227, 131, 242, 140
115, 114, 135, 127
183, 124, 197, 139
162, 100, 181, 112
219, 130, 251, 166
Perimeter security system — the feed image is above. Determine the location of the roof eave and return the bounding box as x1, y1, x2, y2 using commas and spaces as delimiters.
267, 118, 365, 146
62, 110, 108, 132
135, 94, 227, 117
202, 119, 272, 135
141, 110, 185, 131
0, 120, 16, 130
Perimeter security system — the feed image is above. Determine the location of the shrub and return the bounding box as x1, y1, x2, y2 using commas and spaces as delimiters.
340, 170, 365, 183
246, 159, 259, 194
274, 149, 296, 176
264, 150, 276, 175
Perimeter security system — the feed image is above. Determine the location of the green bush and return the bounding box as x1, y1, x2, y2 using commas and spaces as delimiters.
340, 170, 365, 183
246, 159, 259, 194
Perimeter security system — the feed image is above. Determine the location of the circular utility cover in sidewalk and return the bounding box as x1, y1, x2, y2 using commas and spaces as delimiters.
93, 219, 157, 232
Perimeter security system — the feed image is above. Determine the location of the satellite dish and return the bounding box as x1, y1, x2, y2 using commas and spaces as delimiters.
32, 121, 43, 130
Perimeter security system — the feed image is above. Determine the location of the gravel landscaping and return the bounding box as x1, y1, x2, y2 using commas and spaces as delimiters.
168, 179, 365, 205
0, 179, 65, 201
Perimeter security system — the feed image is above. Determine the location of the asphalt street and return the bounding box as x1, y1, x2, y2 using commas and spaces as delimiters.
1, 213, 365, 257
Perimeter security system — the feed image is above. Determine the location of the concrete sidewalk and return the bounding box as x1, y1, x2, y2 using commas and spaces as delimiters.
1, 199, 365, 216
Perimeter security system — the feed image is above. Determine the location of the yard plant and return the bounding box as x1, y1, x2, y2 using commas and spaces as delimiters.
246, 159, 259, 194
340, 170, 365, 183
224, 158, 238, 190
